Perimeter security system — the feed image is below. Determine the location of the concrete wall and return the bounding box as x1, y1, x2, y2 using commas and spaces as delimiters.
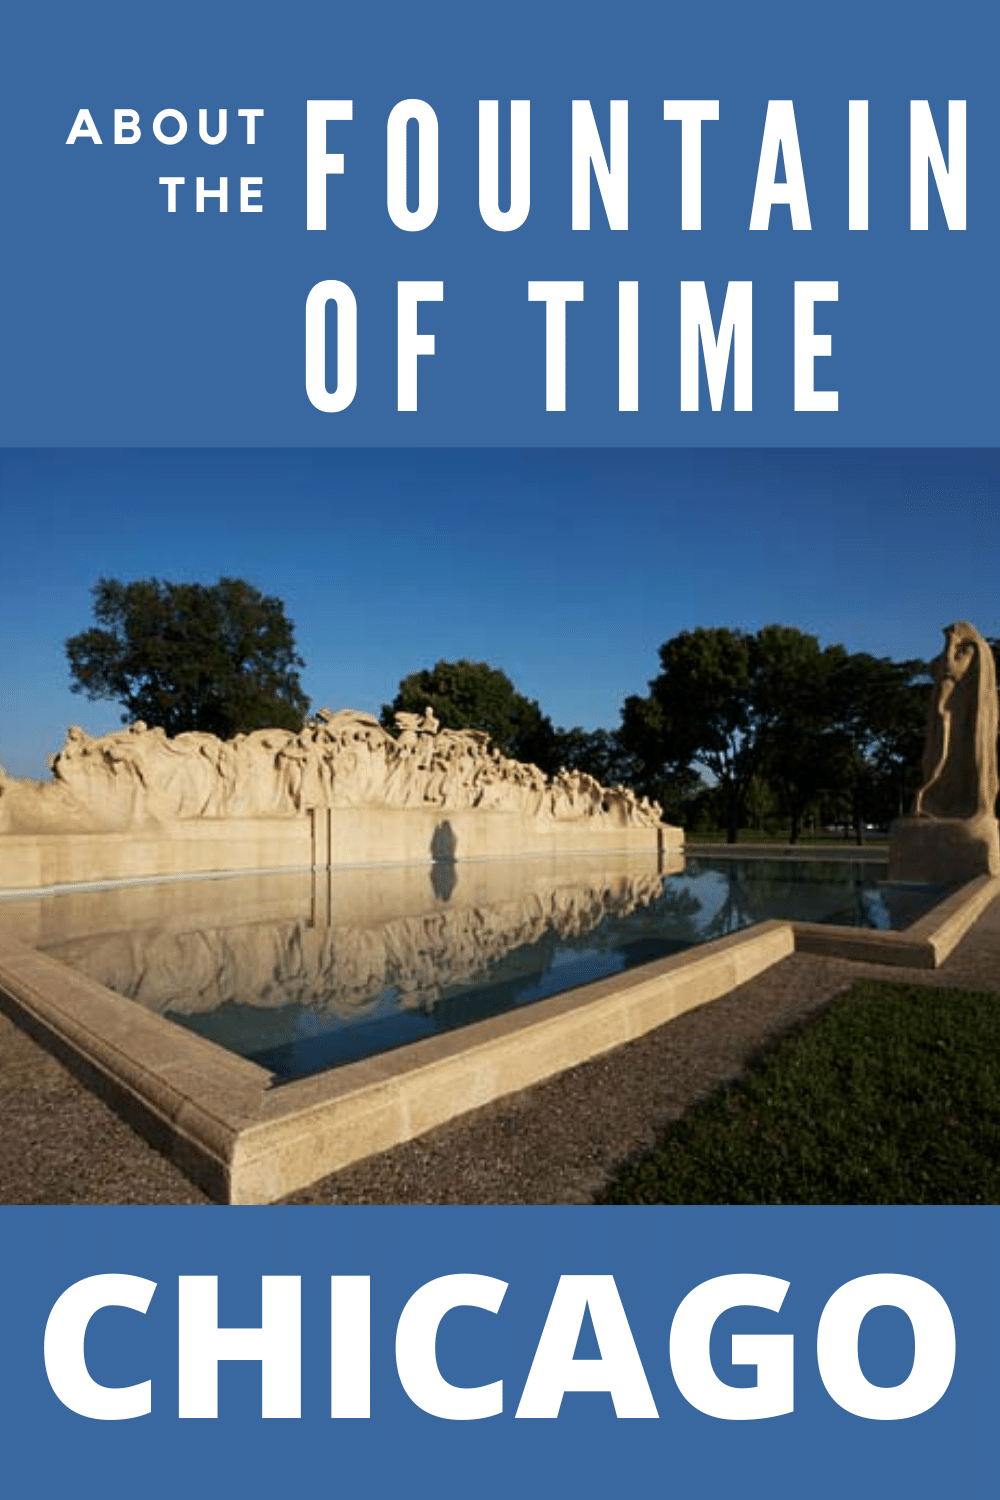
322, 805, 671, 866
0, 818, 314, 893
0, 807, 678, 894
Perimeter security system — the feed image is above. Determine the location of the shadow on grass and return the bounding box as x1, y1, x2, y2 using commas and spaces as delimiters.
600, 981, 1000, 1205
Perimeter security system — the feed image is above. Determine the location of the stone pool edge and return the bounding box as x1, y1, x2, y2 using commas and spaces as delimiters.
792, 873, 1000, 967
0, 874, 996, 1204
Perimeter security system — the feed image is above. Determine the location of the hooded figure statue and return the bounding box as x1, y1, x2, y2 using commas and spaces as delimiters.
914, 621, 999, 822
890, 621, 1000, 883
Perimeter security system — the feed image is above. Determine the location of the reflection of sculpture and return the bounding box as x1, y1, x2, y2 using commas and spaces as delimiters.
35, 864, 668, 1031
0, 707, 665, 833
890, 622, 1000, 883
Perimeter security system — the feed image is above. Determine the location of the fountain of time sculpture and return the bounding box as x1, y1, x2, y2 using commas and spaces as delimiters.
0, 705, 677, 893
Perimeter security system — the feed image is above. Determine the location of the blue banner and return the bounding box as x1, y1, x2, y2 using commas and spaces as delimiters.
1, 0, 996, 445
4, 1207, 996, 1497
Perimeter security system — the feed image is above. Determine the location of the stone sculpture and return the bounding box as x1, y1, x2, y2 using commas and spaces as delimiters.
0, 705, 664, 833
889, 621, 1000, 883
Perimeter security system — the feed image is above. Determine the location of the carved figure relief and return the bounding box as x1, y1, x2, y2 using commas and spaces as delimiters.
0, 704, 664, 833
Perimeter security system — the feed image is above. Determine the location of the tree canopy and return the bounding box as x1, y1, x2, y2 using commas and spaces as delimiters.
381, 659, 560, 770
620, 624, 931, 841
621, 627, 757, 841
65, 576, 310, 738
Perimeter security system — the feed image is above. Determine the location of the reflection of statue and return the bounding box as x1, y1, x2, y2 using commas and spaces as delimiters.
890, 622, 1000, 883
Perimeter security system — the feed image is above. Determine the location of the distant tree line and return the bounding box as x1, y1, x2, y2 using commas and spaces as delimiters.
617, 625, 934, 843
378, 630, 945, 844
66, 578, 998, 844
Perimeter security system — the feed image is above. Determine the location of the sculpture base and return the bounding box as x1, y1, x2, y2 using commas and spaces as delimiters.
888, 814, 1000, 885
0, 809, 682, 894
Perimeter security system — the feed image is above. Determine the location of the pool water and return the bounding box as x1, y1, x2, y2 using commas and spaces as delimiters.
15, 854, 948, 1081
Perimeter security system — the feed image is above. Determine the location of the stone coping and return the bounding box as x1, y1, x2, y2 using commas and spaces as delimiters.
0, 873, 995, 1204
791, 873, 1000, 967
688, 842, 888, 862
0, 863, 319, 901
0, 919, 793, 1204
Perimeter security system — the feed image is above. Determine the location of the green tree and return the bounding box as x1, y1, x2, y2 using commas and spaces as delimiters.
753, 627, 845, 843
381, 659, 559, 770
826, 652, 930, 839
623, 623, 935, 844
66, 576, 310, 738
548, 726, 637, 784
743, 772, 779, 834
620, 627, 757, 842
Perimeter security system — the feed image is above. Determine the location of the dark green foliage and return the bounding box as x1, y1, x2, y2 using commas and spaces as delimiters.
620, 625, 931, 842
823, 650, 930, 832
620, 625, 783, 843
753, 625, 841, 844
381, 658, 560, 771
601, 982, 1000, 1205
66, 576, 310, 739
547, 725, 634, 783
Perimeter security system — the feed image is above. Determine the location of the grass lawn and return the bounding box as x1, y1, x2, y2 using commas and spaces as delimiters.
600, 981, 1000, 1205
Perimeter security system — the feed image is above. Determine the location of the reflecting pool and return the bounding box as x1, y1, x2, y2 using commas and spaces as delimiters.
1, 854, 949, 1081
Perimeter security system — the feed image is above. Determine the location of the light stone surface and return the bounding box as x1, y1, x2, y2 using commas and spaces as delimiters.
0, 707, 665, 831
0, 915, 795, 1203
0, 709, 679, 891
890, 622, 1000, 882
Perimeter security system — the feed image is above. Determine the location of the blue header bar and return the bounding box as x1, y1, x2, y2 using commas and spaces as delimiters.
1, 0, 996, 445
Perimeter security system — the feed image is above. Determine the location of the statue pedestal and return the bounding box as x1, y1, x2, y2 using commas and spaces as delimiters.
888, 814, 1000, 884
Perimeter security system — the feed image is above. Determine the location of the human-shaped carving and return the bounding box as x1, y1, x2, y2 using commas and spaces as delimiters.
392, 711, 424, 743
639, 796, 664, 826
383, 733, 422, 807
299, 710, 387, 806
226, 728, 299, 816
393, 705, 440, 737
0, 704, 672, 836
913, 621, 998, 821
49, 722, 151, 825
548, 769, 603, 820
890, 621, 1000, 883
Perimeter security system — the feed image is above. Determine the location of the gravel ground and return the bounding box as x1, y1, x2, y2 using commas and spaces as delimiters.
3, 893, 999, 1207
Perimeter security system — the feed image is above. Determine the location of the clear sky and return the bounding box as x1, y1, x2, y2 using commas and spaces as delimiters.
1, 447, 996, 779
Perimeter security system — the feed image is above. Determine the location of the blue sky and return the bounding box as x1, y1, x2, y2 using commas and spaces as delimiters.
1, 447, 996, 778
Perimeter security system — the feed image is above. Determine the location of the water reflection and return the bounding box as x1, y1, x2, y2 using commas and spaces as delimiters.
678, 858, 940, 937
0, 854, 947, 1081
